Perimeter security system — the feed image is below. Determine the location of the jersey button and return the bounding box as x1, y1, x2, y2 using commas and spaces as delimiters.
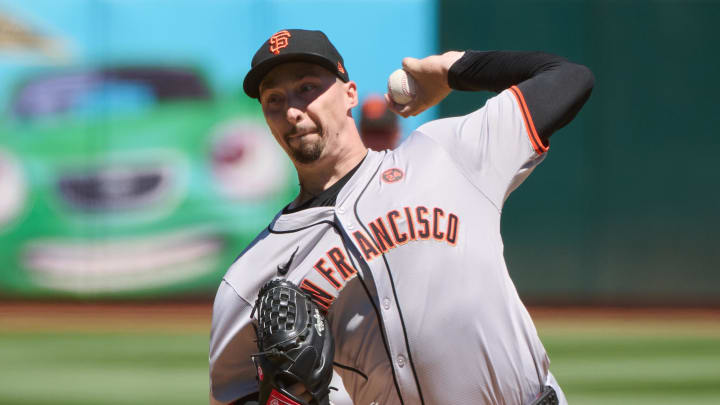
397, 355, 406, 368
382, 298, 391, 310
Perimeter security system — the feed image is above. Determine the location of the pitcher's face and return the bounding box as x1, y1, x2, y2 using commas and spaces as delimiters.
259, 63, 357, 165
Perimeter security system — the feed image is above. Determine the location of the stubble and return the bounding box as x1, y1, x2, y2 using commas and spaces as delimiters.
285, 125, 326, 164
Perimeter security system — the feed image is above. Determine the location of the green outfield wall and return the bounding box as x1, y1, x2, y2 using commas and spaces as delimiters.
439, 0, 720, 304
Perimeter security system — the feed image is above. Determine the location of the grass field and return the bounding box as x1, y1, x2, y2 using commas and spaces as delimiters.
1, 304, 718, 404
535, 309, 720, 405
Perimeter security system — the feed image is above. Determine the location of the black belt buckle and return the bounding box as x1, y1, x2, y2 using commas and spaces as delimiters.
528, 385, 558, 405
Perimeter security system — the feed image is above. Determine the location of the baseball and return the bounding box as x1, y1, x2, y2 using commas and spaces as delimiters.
387, 69, 416, 105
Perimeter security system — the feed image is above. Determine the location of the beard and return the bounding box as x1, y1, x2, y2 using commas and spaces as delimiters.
290, 139, 324, 163
285, 124, 326, 164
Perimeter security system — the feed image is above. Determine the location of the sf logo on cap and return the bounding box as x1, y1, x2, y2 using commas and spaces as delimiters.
269, 30, 292, 55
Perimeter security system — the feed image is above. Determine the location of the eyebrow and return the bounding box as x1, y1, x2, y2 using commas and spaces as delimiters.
260, 67, 322, 94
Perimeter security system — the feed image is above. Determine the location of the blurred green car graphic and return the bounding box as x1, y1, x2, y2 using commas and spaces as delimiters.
0, 66, 296, 298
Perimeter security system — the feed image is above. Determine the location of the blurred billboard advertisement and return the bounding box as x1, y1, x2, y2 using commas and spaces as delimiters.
0, 0, 438, 298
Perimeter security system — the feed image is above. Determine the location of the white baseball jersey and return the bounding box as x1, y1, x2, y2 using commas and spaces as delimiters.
210, 87, 567, 405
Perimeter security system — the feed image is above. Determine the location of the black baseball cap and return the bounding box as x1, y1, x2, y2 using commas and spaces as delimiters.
243, 29, 350, 99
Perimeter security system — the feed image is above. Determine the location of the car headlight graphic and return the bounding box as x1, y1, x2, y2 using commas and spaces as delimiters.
210, 120, 289, 200
0, 148, 27, 229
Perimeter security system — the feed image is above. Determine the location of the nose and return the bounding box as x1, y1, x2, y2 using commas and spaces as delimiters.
285, 95, 307, 125
286, 105, 303, 125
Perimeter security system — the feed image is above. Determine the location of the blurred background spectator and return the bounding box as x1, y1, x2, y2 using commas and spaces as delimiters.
359, 94, 401, 151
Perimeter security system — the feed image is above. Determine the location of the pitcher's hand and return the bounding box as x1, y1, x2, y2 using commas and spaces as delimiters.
386, 51, 465, 118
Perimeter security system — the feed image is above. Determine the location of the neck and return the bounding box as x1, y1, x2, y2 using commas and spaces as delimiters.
292, 131, 367, 207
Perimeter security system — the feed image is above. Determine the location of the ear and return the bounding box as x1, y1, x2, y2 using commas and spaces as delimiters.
345, 81, 358, 109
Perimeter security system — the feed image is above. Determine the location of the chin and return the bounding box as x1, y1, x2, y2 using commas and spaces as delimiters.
291, 143, 324, 164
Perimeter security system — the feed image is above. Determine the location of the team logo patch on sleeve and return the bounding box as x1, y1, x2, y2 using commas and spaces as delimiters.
381, 168, 404, 183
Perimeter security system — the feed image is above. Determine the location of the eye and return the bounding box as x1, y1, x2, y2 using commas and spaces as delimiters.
263, 93, 283, 107
299, 83, 317, 93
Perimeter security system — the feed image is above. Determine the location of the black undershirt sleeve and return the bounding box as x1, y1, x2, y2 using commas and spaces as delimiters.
447, 50, 594, 143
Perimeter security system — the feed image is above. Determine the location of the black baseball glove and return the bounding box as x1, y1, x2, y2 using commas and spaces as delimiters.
251, 279, 335, 405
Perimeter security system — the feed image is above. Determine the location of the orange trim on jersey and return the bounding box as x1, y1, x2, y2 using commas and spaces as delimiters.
509, 85, 548, 155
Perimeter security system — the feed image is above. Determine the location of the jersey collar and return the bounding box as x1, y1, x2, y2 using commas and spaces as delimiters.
269, 149, 385, 233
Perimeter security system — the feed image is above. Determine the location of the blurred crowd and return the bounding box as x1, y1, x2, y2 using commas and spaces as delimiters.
358, 94, 401, 151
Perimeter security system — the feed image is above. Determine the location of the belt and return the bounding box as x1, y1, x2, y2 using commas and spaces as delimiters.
527, 385, 558, 405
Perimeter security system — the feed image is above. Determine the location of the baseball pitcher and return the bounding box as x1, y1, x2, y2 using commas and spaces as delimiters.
209, 29, 594, 405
